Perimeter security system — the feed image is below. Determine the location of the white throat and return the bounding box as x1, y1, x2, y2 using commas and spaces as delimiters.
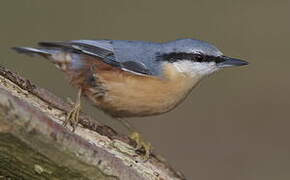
171, 60, 218, 77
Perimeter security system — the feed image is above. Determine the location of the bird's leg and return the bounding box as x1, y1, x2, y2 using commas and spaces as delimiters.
63, 89, 82, 132
119, 118, 152, 160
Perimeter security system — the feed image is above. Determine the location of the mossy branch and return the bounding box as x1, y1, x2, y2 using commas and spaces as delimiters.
0, 65, 185, 180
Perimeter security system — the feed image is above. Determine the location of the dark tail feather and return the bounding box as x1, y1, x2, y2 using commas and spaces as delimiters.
38, 41, 68, 48
38, 41, 78, 52
12, 47, 58, 59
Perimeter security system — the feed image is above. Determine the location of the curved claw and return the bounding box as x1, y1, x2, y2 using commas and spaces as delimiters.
130, 131, 152, 161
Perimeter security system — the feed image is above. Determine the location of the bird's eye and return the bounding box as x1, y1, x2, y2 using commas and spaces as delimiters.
195, 54, 204, 62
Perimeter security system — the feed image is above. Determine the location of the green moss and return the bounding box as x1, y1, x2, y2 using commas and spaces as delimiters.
0, 133, 92, 180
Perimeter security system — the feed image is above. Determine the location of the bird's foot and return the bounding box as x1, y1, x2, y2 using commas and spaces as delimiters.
63, 102, 80, 132
130, 131, 152, 161
63, 89, 82, 132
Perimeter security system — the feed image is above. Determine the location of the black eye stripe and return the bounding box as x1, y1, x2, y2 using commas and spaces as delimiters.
156, 52, 225, 63
159, 52, 195, 62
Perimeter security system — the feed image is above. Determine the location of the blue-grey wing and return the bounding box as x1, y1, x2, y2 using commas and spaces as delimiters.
38, 40, 160, 76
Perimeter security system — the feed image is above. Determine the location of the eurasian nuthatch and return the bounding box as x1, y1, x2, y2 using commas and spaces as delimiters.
13, 38, 248, 157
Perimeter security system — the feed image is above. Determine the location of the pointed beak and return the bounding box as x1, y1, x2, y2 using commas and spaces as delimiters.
217, 56, 249, 68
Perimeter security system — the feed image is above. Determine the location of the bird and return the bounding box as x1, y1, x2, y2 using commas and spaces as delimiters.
13, 38, 248, 159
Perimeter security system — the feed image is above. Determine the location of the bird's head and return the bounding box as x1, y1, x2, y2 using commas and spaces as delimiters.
158, 39, 248, 79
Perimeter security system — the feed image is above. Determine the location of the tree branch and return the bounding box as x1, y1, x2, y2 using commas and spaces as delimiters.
0, 65, 186, 180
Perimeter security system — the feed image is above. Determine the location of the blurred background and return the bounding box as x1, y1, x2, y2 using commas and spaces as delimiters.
1, 0, 289, 179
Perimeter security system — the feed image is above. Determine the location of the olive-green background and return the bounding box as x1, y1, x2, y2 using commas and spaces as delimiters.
1, 1, 289, 179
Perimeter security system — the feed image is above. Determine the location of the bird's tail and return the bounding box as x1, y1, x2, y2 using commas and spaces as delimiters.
12, 47, 59, 59
12, 46, 83, 72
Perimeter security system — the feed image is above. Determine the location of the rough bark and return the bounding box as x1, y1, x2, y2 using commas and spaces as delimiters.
0, 65, 186, 180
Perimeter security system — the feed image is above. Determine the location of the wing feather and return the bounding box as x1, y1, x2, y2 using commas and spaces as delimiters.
38, 40, 152, 75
